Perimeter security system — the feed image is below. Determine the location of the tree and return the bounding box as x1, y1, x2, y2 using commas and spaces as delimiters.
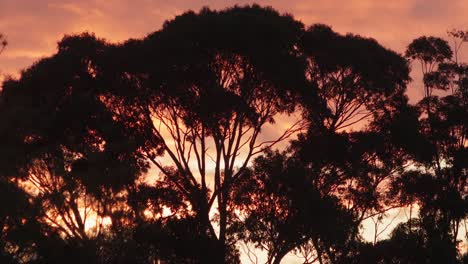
391, 32, 468, 263
2, 5, 465, 264
0, 33, 152, 262
98, 5, 308, 262
232, 150, 355, 264
229, 24, 412, 264
0, 5, 308, 263
405, 36, 452, 97
301, 24, 410, 132
292, 24, 411, 263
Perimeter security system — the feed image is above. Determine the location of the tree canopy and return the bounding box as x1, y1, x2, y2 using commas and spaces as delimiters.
0, 5, 466, 264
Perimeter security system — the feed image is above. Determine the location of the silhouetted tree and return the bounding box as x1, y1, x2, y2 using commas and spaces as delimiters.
232, 150, 355, 264
289, 24, 411, 263
0, 5, 308, 263
301, 24, 409, 132
405, 36, 452, 97
0, 33, 152, 262
1, 5, 466, 264
388, 32, 468, 263
98, 5, 308, 262
227, 24, 413, 264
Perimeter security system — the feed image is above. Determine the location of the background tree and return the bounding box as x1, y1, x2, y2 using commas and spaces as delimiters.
405, 36, 452, 97
386, 31, 468, 263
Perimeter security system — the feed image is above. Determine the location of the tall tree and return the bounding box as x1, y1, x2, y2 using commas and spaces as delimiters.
0, 5, 308, 263
405, 36, 453, 97
299, 23, 411, 257
101, 5, 308, 262
0, 33, 152, 262
301, 24, 409, 132
231, 24, 412, 264
391, 32, 468, 263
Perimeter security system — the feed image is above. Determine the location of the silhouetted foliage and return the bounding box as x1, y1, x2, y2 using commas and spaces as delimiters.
97, 5, 307, 263
301, 24, 410, 131
388, 31, 468, 263
0, 5, 466, 264
232, 150, 355, 264
0, 33, 152, 263
406, 36, 453, 97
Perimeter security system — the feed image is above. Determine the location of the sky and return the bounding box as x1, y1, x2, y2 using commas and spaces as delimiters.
1, 1, 467, 263
1, 0, 468, 101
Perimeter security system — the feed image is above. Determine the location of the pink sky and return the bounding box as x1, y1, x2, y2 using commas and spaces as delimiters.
1, 0, 468, 103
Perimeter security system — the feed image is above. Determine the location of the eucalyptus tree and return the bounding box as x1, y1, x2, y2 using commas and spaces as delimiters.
0, 33, 154, 263
388, 32, 468, 262
301, 24, 410, 132
298, 25, 412, 237
232, 150, 355, 264
298, 24, 411, 257
101, 5, 308, 262
0, 5, 309, 263
230, 24, 412, 264
405, 36, 452, 97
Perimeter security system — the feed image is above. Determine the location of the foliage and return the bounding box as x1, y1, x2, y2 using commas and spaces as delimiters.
0, 6, 466, 264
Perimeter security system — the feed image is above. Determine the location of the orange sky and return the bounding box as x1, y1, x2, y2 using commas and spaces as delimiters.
1, 1, 467, 263
1, 0, 468, 102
